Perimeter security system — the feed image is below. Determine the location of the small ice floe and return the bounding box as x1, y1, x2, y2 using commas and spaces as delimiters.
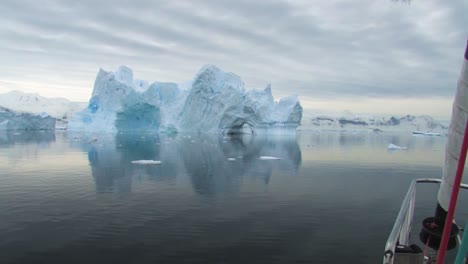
131, 160, 162, 165
412, 131, 441, 137
387, 144, 408, 150
227, 158, 236, 161
259, 156, 281, 160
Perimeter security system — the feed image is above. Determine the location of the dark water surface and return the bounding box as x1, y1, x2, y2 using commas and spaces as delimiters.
1, 130, 468, 264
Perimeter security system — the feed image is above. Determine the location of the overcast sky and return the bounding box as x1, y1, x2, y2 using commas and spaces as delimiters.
0, 0, 466, 118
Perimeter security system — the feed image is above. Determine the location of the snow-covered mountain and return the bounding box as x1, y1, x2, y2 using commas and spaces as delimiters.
300, 111, 447, 132
0, 91, 86, 119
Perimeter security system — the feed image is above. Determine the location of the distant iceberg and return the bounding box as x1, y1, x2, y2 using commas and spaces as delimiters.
302, 111, 447, 132
0, 106, 55, 131
68, 65, 303, 134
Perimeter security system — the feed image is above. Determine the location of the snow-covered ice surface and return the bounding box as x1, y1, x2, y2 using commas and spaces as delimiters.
68, 65, 302, 134
387, 143, 408, 150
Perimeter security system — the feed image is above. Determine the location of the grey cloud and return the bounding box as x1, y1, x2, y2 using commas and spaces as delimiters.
0, 0, 466, 101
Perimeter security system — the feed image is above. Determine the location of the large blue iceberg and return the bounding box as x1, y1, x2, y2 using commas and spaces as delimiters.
68, 65, 302, 134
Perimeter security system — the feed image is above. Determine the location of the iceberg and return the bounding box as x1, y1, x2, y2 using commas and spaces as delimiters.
68, 65, 302, 134
0, 106, 55, 130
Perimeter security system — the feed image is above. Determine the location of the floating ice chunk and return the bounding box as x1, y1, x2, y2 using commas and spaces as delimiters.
412, 131, 441, 136
259, 156, 281, 160
387, 144, 408, 150
227, 158, 236, 161
131, 160, 162, 165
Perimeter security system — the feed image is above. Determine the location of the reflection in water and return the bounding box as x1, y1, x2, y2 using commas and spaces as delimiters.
0, 130, 55, 146
0, 131, 457, 264
180, 134, 301, 196
301, 131, 444, 150
298, 131, 446, 166
70, 133, 302, 195
0, 131, 57, 162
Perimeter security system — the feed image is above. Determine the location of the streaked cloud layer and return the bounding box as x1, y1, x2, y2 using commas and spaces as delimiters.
0, 0, 466, 117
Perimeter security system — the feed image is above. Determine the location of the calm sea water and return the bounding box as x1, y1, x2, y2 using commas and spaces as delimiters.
1, 130, 468, 264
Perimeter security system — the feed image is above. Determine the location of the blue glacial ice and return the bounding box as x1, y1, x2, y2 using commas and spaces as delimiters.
0, 106, 55, 130
68, 65, 302, 134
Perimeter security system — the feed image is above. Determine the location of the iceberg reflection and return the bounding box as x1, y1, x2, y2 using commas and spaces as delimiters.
71, 133, 301, 195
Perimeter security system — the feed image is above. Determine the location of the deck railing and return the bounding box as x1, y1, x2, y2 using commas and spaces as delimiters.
383, 178, 468, 264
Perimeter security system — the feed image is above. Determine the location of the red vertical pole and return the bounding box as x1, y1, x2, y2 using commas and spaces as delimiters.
436, 121, 468, 264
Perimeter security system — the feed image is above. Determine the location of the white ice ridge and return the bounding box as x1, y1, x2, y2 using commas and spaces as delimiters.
259, 156, 282, 160
412, 131, 442, 136
131, 160, 162, 165
68, 65, 303, 134
387, 144, 408, 150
